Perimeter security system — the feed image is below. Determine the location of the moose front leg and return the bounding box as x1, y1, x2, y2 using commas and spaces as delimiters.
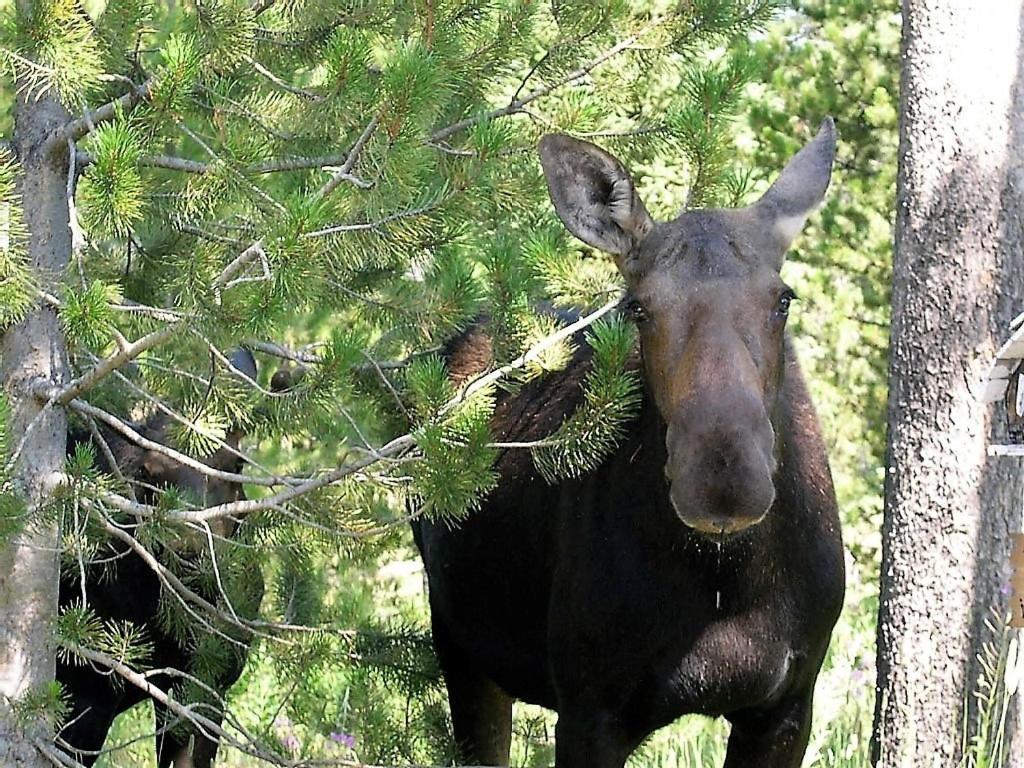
553, 709, 636, 768
722, 692, 814, 768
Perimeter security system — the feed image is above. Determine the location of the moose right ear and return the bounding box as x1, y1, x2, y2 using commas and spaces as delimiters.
751, 117, 837, 266
538, 134, 654, 257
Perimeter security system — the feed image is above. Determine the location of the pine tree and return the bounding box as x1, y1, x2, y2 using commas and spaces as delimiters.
0, 0, 779, 763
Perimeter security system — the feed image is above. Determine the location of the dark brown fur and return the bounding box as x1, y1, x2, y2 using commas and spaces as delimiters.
58, 416, 261, 768
414, 123, 845, 768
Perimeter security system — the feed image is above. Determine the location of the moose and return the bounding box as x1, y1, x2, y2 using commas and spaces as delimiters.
413, 120, 845, 767
57, 349, 263, 768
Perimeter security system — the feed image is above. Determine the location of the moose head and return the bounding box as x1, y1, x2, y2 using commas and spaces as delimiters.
538, 119, 835, 535
129, 347, 258, 541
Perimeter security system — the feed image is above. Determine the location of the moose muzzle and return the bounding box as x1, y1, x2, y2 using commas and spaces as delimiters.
665, 389, 777, 535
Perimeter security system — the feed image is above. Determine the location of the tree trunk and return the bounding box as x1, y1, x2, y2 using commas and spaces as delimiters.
873, 2, 1024, 766
0, 29, 73, 766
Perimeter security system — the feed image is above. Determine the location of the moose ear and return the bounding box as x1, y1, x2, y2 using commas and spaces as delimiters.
227, 346, 258, 381
753, 117, 836, 263
538, 134, 654, 258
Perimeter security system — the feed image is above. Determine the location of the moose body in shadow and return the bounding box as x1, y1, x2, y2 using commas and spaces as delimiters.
414, 120, 845, 768
57, 350, 262, 768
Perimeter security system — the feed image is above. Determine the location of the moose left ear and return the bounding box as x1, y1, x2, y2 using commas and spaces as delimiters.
538, 134, 654, 260
753, 117, 836, 265
227, 346, 258, 381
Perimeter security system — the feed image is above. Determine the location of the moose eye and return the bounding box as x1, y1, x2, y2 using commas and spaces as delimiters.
776, 290, 797, 317
625, 299, 648, 324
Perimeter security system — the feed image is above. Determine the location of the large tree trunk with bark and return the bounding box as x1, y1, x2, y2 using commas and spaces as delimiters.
0, 25, 73, 766
873, 2, 1024, 766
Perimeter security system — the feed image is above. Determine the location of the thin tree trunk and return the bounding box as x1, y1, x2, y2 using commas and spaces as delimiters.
0, 14, 73, 762
873, 2, 1024, 766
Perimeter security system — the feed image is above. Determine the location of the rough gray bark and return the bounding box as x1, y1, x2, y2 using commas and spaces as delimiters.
874, 2, 1024, 766
0, 28, 73, 768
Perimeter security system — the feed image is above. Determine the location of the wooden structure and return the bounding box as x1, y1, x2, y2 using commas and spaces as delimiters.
981, 310, 1024, 627
983, 310, 1024, 451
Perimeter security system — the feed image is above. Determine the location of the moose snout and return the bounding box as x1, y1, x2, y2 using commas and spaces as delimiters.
665, 396, 777, 535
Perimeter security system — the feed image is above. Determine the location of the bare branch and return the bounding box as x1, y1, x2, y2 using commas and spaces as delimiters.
139, 154, 209, 173
78, 147, 362, 176
53, 326, 179, 406
247, 152, 352, 174
212, 240, 266, 289
87, 511, 260, 649
84, 415, 136, 503
311, 116, 378, 200
52, 79, 155, 148
33, 737, 85, 768
247, 340, 321, 365
175, 222, 248, 246
89, 352, 278, 481
178, 123, 287, 214
439, 294, 622, 416
58, 643, 287, 765
68, 398, 298, 487
302, 196, 452, 239
360, 351, 410, 419
244, 55, 322, 101
98, 432, 417, 524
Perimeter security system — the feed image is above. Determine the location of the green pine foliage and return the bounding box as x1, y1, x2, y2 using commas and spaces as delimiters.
534, 316, 642, 482
409, 383, 498, 521
0, 0, 806, 762
78, 118, 147, 238
0, 146, 32, 329
59, 280, 121, 351
6, 0, 104, 102
11, 680, 69, 729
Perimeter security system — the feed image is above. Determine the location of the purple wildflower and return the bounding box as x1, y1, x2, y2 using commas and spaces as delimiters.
273, 715, 301, 754
329, 731, 357, 749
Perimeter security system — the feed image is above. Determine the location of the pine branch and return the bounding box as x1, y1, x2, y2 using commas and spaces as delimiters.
440, 294, 622, 416
211, 241, 266, 289
244, 54, 323, 101
58, 643, 287, 766
86, 509, 264, 649
302, 196, 453, 238
246, 152, 354, 174
82, 502, 373, 645
138, 154, 209, 173
34, 737, 84, 768
177, 124, 287, 214
96, 431, 418, 524
430, 21, 659, 143
311, 116, 378, 200
84, 414, 136, 503
80, 151, 360, 175
54, 326, 179, 406
51, 78, 155, 149
68, 397, 299, 487
87, 298, 622, 524
175, 223, 247, 246
82, 352, 277, 484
